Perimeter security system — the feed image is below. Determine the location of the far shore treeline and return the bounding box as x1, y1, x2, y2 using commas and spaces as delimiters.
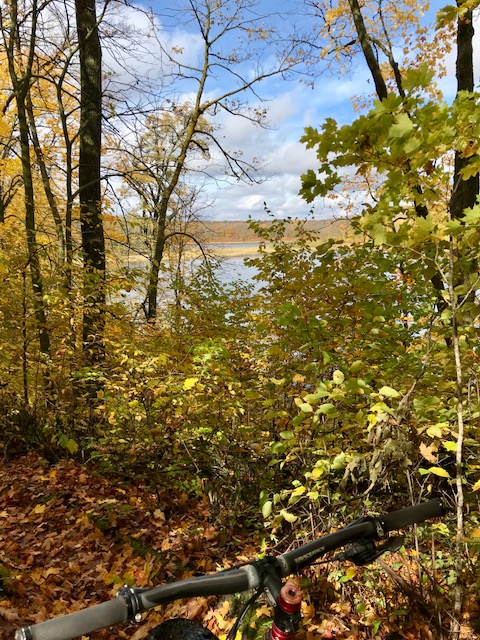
106, 216, 354, 259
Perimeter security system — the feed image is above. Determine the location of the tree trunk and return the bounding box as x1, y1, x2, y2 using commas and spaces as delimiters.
17, 96, 52, 362
146, 120, 197, 321
26, 94, 66, 257
450, 4, 478, 220
147, 203, 167, 321
449, 4, 477, 637
3, 0, 52, 393
347, 0, 388, 101
75, 0, 106, 361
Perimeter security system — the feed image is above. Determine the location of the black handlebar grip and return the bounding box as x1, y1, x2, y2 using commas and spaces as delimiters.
380, 498, 444, 533
17, 597, 129, 640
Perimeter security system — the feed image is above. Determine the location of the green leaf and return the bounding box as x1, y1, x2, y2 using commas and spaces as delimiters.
409, 216, 435, 243
349, 360, 364, 373
279, 431, 294, 440
316, 403, 335, 414
262, 501, 273, 518
443, 441, 457, 452
332, 370, 345, 385
331, 453, 346, 470
66, 439, 79, 454
426, 423, 447, 438
436, 4, 459, 29
378, 385, 400, 398
299, 402, 313, 413
402, 63, 435, 91
389, 113, 414, 138
370, 224, 388, 245
303, 389, 330, 403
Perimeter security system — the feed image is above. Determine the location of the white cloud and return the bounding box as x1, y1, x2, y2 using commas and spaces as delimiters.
191, 76, 367, 220
102, 3, 204, 105
101, 3, 395, 222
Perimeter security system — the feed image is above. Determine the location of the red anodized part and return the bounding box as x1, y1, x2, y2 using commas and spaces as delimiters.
268, 582, 304, 640
277, 583, 302, 614
270, 622, 294, 640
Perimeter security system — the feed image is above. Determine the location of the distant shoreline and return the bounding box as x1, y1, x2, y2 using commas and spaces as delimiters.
196, 243, 274, 258
112, 242, 271, 269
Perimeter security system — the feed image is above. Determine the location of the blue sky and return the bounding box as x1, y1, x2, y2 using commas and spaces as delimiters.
109, 0, 475, 222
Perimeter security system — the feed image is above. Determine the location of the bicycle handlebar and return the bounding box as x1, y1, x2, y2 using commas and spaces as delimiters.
380, 498, 443, 532
15, 499, 444, 640
17, 598, 129, 640
277, 497, 444, 573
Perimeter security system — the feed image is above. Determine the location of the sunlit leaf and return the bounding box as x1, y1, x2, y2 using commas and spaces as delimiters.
429, 467, 451, 478
389, 113, 414, 138
183, 377, 198, 390
280, 509, 298, 523
378, 385, 400, 398
332, 370, 345, 385
262, 500, 273, 518
299, 402, 313, 413
443, 441, 457, 452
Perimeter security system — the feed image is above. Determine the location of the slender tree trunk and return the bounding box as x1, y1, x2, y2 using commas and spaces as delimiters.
347, 0, 388, 100
449, 5, 477, 637
22, 267, 29, 405
54, 54, 77, 295
446, 239, 466, 640
26, 94, 66, 257
75, 0, 106, 361
16, 97, 52, 361
146, 120, 196, 320
3, 0, 52, 397
147, 204, 167, 320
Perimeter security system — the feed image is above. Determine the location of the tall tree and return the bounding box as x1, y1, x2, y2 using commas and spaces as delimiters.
299, 2, 480, 636
75, 0, 106, 360
450, 1, 478, 220
0, 0, 52, 379
133, 0, 298, 320
113, 108, 212, 318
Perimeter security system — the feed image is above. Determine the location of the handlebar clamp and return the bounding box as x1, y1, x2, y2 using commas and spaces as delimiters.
117, 586, 143, 623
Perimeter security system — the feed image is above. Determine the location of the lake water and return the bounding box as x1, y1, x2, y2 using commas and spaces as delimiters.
141, 244, 262, 283
118, 245, 263, 307
215, 256, 259, 285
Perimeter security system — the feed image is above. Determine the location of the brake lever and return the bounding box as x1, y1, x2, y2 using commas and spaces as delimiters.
335, 535, 404, 566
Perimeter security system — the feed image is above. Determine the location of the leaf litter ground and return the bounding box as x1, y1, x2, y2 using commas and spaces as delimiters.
0, 455, 467, 640
0, 454, 261, 640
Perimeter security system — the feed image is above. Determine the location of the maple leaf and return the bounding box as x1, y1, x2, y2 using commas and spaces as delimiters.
419, 442, 438, 463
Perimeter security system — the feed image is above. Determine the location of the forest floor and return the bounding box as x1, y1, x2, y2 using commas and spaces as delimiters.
0, 455, 472, 640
